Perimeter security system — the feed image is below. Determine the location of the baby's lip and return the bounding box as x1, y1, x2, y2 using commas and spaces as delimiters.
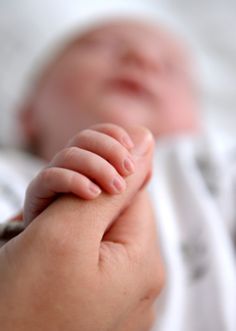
106, 76, 156, 102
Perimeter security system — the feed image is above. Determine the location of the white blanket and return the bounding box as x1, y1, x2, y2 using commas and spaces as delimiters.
150, 133, 236, 331
0, 149, 43, 222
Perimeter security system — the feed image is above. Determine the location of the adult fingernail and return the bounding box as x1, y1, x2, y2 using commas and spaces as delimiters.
131, 128, 153, 156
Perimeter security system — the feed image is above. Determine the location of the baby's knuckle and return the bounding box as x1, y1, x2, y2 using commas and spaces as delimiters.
107, 124, 127, 140
62, 146, 78, 163
91, 123, 128, 141
38, 167, 55, 183
91, 122, 114, 131
118, 144, 129, 157
25, 178, 35, 193
79, 128, 92, 137
107, 123, 124, 131
105, 138, 124, 156
75, 129, 91, 143
102, 139, 115, 154
112, 124, 127, 136
99, 162, 117, 178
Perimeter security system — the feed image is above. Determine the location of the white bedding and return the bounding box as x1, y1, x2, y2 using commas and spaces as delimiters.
0, 149, 44, 222
150, 135, 236, 331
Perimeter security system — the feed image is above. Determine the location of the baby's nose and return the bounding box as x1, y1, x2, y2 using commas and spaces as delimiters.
119, 43, 163, 73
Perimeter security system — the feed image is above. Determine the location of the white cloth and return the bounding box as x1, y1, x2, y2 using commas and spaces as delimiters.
150, 133, 236, 331
0, 149, 44, 222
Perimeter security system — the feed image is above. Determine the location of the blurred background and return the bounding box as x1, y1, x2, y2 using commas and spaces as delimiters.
160, 0, 236, 133
1, 0, 236, 144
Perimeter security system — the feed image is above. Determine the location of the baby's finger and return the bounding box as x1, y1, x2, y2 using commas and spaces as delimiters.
70, 130, 135, 177
50, 147, 126, 194
24, 167, 102, 225
89, 123, 134, 149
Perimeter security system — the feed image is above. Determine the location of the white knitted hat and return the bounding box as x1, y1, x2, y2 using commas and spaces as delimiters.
0, 0, 195, 146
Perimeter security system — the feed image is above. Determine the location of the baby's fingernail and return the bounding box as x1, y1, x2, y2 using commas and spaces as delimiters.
89, 183, 102, 195
112, 176, 126, 193
123, 156, 135, 174
122, 135, 134, 149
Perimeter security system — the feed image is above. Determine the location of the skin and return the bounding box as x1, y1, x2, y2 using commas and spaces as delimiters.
21, 20, 199, 160
24, 123, 137, 225
0, 127, 165, 331
1, 21, 198, 330
22, 20, 200, 245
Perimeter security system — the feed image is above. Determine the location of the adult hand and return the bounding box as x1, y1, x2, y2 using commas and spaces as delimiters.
0, 127, 165, 331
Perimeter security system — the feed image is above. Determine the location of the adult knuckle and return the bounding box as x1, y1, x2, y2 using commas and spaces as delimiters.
149, 260, 166, 297
120, 306, 156, 331
145, 306, 157, 331
137, 254, 166, 302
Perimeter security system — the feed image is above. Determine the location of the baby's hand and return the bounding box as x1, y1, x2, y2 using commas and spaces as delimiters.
24, 124, 135, 226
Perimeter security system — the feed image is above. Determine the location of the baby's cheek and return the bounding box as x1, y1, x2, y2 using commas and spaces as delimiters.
148, 92, 196, 136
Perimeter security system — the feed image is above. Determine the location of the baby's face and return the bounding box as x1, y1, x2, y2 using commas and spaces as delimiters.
30, 21, 199, 159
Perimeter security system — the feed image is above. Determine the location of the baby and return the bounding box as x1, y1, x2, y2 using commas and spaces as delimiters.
19, 20, 199, 224
3, 18, 236, 331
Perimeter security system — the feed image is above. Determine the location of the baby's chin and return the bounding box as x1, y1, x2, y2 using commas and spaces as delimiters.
94, 94, 152, 128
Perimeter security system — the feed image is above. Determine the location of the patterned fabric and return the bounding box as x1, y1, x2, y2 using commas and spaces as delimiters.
150, 134, 236, 331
